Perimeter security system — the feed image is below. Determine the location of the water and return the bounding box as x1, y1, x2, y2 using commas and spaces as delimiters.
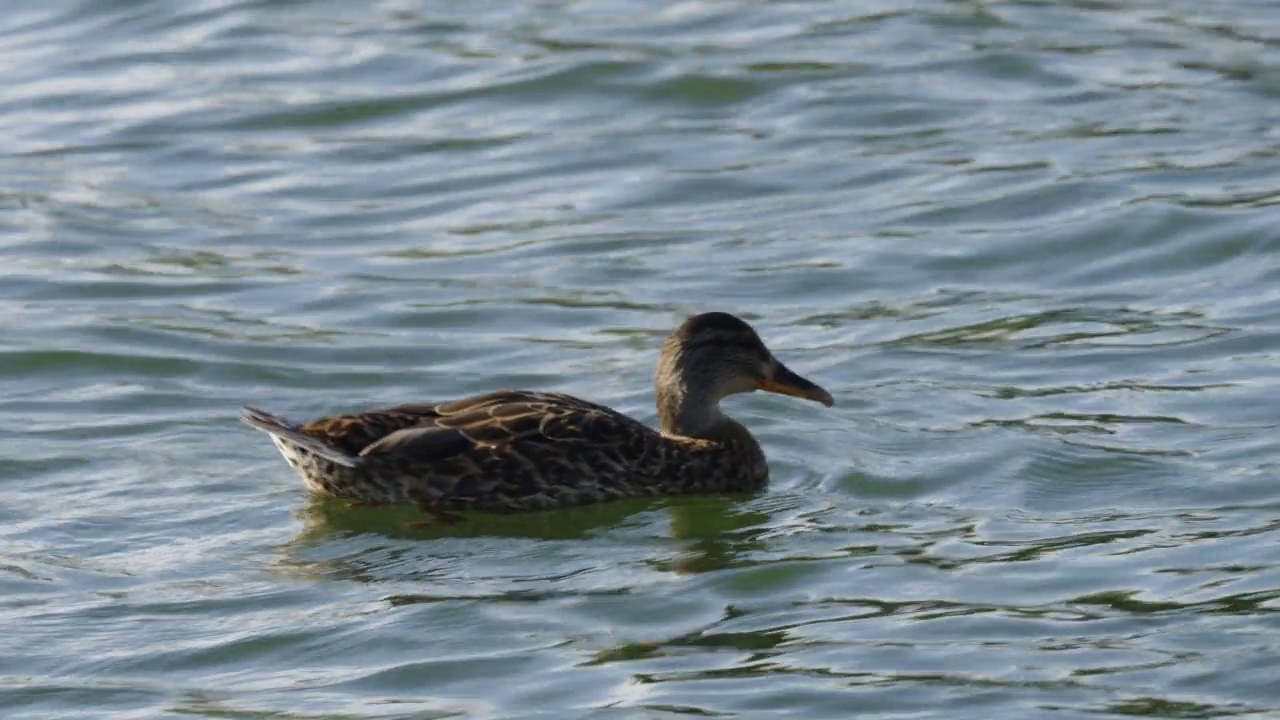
3, 0, 1280, 717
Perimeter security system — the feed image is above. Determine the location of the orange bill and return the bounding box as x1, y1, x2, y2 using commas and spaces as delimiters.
758, 361, 834, 407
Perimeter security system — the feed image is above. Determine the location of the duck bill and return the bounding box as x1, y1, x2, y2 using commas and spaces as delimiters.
758, 361, 834, 407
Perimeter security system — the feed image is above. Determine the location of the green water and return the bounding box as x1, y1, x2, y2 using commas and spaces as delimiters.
4, 1, 1280, 718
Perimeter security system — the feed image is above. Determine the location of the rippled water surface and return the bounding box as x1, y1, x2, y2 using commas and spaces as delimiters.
4, 1, 1280, 717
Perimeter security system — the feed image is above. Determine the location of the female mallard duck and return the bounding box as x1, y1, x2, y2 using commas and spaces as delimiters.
242, 312, 833, 516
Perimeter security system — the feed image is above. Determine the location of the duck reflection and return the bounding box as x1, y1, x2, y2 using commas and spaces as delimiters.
275, 494, 775, 582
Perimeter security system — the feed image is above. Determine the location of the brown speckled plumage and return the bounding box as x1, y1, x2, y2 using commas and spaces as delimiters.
242, 312, 833, 514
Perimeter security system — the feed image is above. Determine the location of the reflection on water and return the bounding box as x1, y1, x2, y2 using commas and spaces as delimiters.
280, 496, 776, 583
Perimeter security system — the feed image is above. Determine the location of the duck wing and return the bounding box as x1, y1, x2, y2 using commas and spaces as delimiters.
298, 390, 649, 463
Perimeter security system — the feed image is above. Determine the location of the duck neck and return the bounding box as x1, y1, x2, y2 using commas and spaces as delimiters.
655, 377, 767, 490
657, 385, 724, 440
656, 380, 757, 448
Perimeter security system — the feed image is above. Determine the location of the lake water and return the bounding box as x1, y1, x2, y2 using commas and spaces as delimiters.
3, 1, 1280, 718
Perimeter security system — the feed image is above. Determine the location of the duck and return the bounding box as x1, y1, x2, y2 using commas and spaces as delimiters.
242, 311, 833, 518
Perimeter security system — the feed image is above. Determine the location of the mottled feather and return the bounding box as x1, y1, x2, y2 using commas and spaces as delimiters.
242, 313, 833, 514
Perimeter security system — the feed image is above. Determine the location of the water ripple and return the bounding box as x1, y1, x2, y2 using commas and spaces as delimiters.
2, 0, 1280, 718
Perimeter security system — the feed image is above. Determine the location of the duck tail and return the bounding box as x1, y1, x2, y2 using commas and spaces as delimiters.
241, 406, 361, 468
